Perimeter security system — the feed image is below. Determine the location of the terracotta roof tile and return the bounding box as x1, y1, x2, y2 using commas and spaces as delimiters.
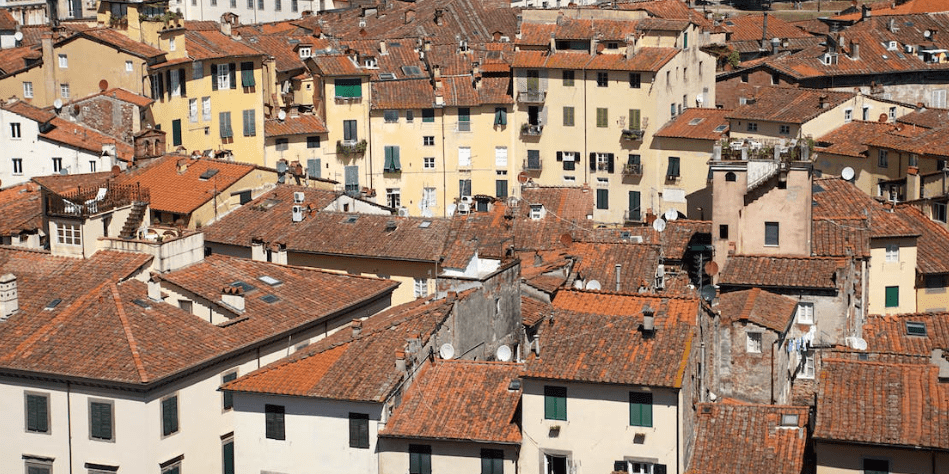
894, 205, 949, 274
113, 155, 254, 215
184, 30, 264, 60
372, 79, 435, 109
309, 54, 366, 76
616, 0, 713, 29
0, 9, 16, 30
524, 291, 697, 388
520, 295, 552, 326
585, 48, 679, 72
380, 360, 522, 444
2, 99, 55, 123
0, 183, 42, 236
264, 113, 328, 137
94, 87, 154, 108
0, 46, 41, 76
568, 242, 659, 293
687, 403, 808, 474
240, 35, 315, 73
896, 108, 949, 129
654, 108, 731, 140
815, 120, 894, 158
726, 86, 855, 124
717, 288, 797, 332
718, 255, 843, 290
811, 177, 920, 238
811, 219, 870, 258
832, 0, 949, 20
72, 28, 166, 59
223, 296, 453, 401
862, 312, 949, 355
723, 13, 815, 42
522, 186, 594, 221
815, 358, 949, 449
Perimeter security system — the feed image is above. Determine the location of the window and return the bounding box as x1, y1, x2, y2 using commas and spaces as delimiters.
765, 222, 779, 246
349, 413, 369, 448
878, 149, 888, 168
798, 349, 815, 379
494, 107, 507, 126
844, 108, 853, 122
160, 459, 181, 474
563, 106, 575, 127
168, 37, 176, 51
885, 243, 899, 262
386, 188, 401, 208
457, 107, 471, 131
89, 161, 96, 173
863, 106, 871, 121
60, 83, 70, 99
596, 108, 608, 127
561, 151, 577, 171
934, 202, 947, 222
188, 98, 197, 123
247, 0, 252, 7
409, 444, 432, 474
481, 449, 503, 474
562, 70, 574, 86
12, 157, 22, 175
796, 302, 814, 324
667, 156, 680, 179
888, 106, 896, 121
342, 119, 358, 142
380, 109, 399, 124
161, 395, 178, 437
422, 108, 435, 123
459, 179, 472, 198
242, 110, 256, 136
458, 147, 471, 167
628, 191, 641, 222
52, 157, 62, 173
275, 138, 288, 151
10, 122, 21, 138
719, 224, 728, 239
771, 72, 780, 85
222, 371, 237, 409
422, 187, 436, 208
597, 188, 609, 210
628, 109, 641, 130
747, 122, 758, 132
172, 119, 182, 146
89, 400, 114, 441
219, 111, 233, 139
265, 404, 285, 440
906, 321, 927, 336
344, 165, 359, 195
616, 461, 664, 474
629, 73, 641, 88
291, 0, 298, 11
305, 136, 320, 149
192, 61, 203, 80
527, 149, 541, 170
56, 223, 80, 245
334, 78, 361, 98
545, 454, 568, 474
25, 392, 50, 433
779, 125, 790, 135
306, 159, 321, 179
423, 157, 435, 169
629, 392, 653, 427
496, 179, 508, 198
58, 54, 67, 68
596, 71, 608, 87
25, 460, 52, 474
202, 97, 211, 121
740, 73, 748, 83
544, 386, 567, 420
423, 136, 434, 146
230, 0, 236, 6
885, 286, 899, 308
495, 146, 508, 167
222, 436, 235, 474
23, 81, 33, 98
725, 171, 737, 182
670, 103, 676, 117
683, 31, 688, 48
240, 62, 255, 88
747, 332, 762, 353
405, 110, 414, 122
258, 0, 264, 8
275, 0, 281, 10
217, 64, 231, 90
863, 459, 889, 474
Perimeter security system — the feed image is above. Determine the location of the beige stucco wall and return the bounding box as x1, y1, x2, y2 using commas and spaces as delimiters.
288, 251, 436, 306
320, 75, 371, 192
867, 237, 917, 315
378, 438, 518, 474
917, 281, 949, 313
816, 441, 949, 474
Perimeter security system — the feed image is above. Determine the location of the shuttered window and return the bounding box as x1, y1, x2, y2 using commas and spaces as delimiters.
494, 107, 507, 126
334, 78, 362, 98
481, 449, 504, 474
222, 372, 237, 409
307, 159, 321, 179
242, 110, 256, 136
667, 156, 680, 178
544, 386, 567, 420
222, 438, 235, 474
161, 395, 178, 436
563, 106, 574, 127
409, 444, 432, 474
496, 180, 508, 198
765, 221, 779, 246
629, 109, 641, 130
629, 392, 653, 427
89, 400, 113, 440
596, 108, 608, 127
240, 61, 255, 87
26, 393, 49, 433
344, 166, 359, 195
349, 412, 370, 448
219, 112, 233, 139
629, 191, 641, 222
885, 286, 899, 308
459, 179, 472, 198
597, 189, 609, 209
384, 146, 401, 172
171, 119, 182, 146
265, 404, 285, 440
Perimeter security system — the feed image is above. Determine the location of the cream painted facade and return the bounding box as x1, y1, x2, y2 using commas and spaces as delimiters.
512, 23, 716, 223
316, 71, 371, 193
379, 438, 518, 474
867, 237, 918, 315
519, 380, 682, 474
649, 136, 716, 219
172, 0, 327, 23
815, 442, 949, 474
264, 127, 329, 170
48, 204, 134, 258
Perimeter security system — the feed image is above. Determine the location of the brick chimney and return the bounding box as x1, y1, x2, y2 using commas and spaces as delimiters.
148, 273, 162, 301
0, 274, 18, 320
222, 286, 245, 312
352, 319, 363, 338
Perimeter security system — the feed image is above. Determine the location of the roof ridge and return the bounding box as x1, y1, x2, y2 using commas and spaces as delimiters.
110, 284, 150, 383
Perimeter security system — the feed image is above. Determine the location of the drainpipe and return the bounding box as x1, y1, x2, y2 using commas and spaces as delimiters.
67, 381, 73, 474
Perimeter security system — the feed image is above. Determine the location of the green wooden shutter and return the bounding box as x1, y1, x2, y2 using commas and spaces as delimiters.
91, 402, 112, 439
162, 396, 178, 435
629, 191, 641, 222
668, 156, 680, 177
241, 61, 255, 87
222, 372, 237, 409
27, 394, 47, 432
885, 286, 899, 307
211, 65, 218, 91
172, 119, 182, 146
597, 108, 608, 127
629, 392, 653, 427
307, 159, 321, 179
607, 153, 615, 173
496, 179, 508, 198
597, 189, 609, 209
630, 109, 641, 130
384, 146, 394, 171
393, 146, 401, 170
228, 63, 237, 89
590, 153, 597, 171
222, 439, 235, 474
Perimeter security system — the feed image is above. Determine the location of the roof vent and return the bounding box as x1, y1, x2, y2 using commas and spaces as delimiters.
508, 379, 521, 391
385, 220, 397, 232
0, 274, 18, 320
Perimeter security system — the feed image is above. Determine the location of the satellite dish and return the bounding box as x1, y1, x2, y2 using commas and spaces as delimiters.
14, 31, 23, 41
517, 171, 529, 184
59, 168, 68, 175
98, 79, 108, 91
841, 167, 855, 181
652, 218, 666, 232
695, 94, 704, 104
849, 337, 867, 351
700, 285, 717, 302
585, 280, 602, 291
111, 165, 121, 177
278, 110, 287, 121
925, 29, 932, 38
573, 279, 584, 289
446, 203, 457, 216
559, 233, 573, 247
664, 208, 679, 221
439, 343, 455, 360
53, 99, 63, 110
421, 208, 433, 218
704, 260, 719, 276
496, 345, 512, 362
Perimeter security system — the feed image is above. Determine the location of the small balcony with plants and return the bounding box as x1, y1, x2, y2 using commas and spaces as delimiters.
521, 123, 543, 136
336, 139, 367, 157
621, 129, 645, 141
517, 89, 547, 104
622, 162, 643, 177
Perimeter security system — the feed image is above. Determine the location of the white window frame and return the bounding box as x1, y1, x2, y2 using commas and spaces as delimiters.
58, 54, 67, 68
386, 188, 401, 209
202, 96, 211, 121
168, 37, 176, 51
844, 108, 853, 122
796, 302, 814, 325
12, 157, 23, 175
299, 46, 311, 58
563, 175, 576, 183
458, 146, 471, 167
798, 349, 815, 379
189, 98, 198, 123
11, 122, 21, 138
60, 83, 70, 99
170, 69, 181, 97
878, 149, 889, 168
23, 81, 33, 98
747, 331, 762, 353
57, 222, 81, 246
885, 243, 899, 262
125, 60, 133, 72
596, 153, 610, 171
423, 157, 435, 169
495, 146, 508, 167
422, 187, 436, 208
217, 64, 230, 90
414, 278, 428, 298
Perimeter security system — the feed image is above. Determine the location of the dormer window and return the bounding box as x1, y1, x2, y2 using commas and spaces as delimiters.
299, 46, 311, 58
906, 321, 927, 336
364, 58, 377, 68
529, 204, 543, 220
888, 41, 897, 51
780, 414, 799, 426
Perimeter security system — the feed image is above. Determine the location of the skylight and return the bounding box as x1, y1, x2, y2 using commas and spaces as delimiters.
230, 281, 256, 293
419, 221, 432, 228
906, 321, 927, 336
345, 215, 359, 223
44, 298, 62, 310
260, 294, 280, 304
688, 118, 704, 125
780, 414, 799, 426
132, 299, 151, 309
199, 169, 220, 180
258, 275, 283, 286
713, 124, 728, 133
401, 65, 423, 76
379, 72, 397, 80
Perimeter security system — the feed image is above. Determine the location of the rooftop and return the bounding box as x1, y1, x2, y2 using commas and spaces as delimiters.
725, 86, 855, 124
718, 255, 844, 290
654, 108, 731, 141
717, 288, 798, 332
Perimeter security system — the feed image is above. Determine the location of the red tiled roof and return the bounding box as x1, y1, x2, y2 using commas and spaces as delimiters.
718, 255, 843, 290
44, 117, 135, 162
616, 0, 713, 29
815, 121, 894, 158
72, 28, 166, 59
896, 108, 949, 129
380, 360, 522, 444
811, 177, 920, 239
523, 291, 697, 388
832, 0, 949, 20
722, 13, 815, 42
240, 35, 313, 73
223, 296, 453, 401
0, 46, 41, 76
93, 87, 154, 108
184, 30, 264, 60
586, 48, 679, 72
687, 403, 808, 474
726, 86, 855, 124
371, 79, 434, 109
894, 205, 949, 274
0, 9, 16, 30
0, 183, 42, 235
32, 171, 113, 194
264, 113, 328, 137
654, 108, 731, 140
815, 358, 949, 449
811, 219, 870, 258
113, 155, 254, 214
309, 54, 366, 76
568, 242, 659, 293
3, 99, 55, 123
520, 295, 552, 326
717, 288, 797, 332
861, 312, 949, 355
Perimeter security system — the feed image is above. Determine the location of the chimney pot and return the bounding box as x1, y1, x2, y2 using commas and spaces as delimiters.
222, 286, 245, 312
148, 273, 162, 302
395, 350, 407, 373
0, 273, 18, 320
352, 319, 363, 338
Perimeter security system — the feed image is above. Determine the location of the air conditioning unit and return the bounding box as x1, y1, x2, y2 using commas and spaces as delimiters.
291, 205, 304, 222
397, 207, 409, 216
457, 202, 471, 214
293, 191, 305, 203
460, 195, 473, 204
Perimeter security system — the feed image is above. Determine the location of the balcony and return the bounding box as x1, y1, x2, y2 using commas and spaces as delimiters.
517, 89, 547, 104
523, 157, 543, 171
46, 184, 150, 218
521, 124, 543, 136
622, 129, 645, 141
337, 139, 367, 156
622, 163, 643, 177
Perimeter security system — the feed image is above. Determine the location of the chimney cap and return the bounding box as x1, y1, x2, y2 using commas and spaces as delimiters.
0, 273, 16, 283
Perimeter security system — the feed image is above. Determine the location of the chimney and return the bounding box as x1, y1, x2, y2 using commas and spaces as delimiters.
852, 39, 860, 60
220, 16, 232, 36
761, 12, 769, 44
385, 220, 397, 232
0, 274, 18, 320
434, 9, 444, 26
642, 305, 655, 333
395, 350, 407, 373
819, 94, 829, 109
861, 4, 871, 19
41, 34, 55, 102
222, 286, 245, 312
433, 64, 441, 79
907, 165, 921, 200
550, 33, 556, 53
933, 349, 949, 380
615, 264, 622, 292
379, 40, 387, 55
532, 334, 541, 356
771, 37, 780, 55
352, 319, 363, 338
148, 273, 162, 301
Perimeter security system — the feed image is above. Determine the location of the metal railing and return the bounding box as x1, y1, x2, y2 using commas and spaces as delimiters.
517, 89, 547, 103
46, 184, 149, 218
622, 163, 643, 176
